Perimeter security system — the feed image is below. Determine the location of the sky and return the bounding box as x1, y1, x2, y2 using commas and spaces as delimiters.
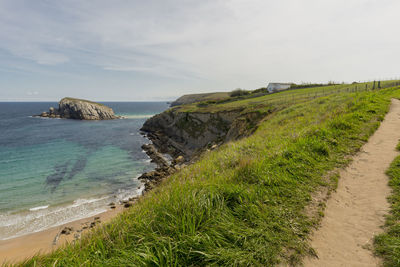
0, 0, 399, 101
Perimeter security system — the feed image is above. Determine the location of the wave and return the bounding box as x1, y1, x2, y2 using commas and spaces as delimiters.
28, 116, 61, 120
29, 205, 49, 211
115, 185, 144, 202
0, 185, 144, 240
119, 114, 154, 119
71, 196, 109, 208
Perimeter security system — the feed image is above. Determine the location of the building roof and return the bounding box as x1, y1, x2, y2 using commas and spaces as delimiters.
268, 82, 292, 85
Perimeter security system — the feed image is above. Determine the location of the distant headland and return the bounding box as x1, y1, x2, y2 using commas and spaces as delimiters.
35, 97, 119, 120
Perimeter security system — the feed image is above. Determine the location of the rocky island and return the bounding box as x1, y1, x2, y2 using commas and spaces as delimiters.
36, 97, 118, 120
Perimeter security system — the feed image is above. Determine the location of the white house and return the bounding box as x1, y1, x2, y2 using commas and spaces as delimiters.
266, 83, 292, 93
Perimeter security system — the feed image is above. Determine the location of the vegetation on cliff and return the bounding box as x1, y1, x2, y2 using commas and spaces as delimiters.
18, 82, 400, 266
170, 92, 231, 107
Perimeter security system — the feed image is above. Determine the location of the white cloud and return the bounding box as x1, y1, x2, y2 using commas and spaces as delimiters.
1, 0, 400, 100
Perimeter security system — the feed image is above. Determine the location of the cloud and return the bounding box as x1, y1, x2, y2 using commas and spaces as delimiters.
1, 0, 400, 100
8, 46, 69, 65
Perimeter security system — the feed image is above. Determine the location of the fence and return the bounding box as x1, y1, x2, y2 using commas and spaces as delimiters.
249, 80, 400, 108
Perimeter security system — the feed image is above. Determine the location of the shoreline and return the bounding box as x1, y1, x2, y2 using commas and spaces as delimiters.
0, 141, 177, 265
0, 109, 185, 265
0, 201, 129, 264
0, 103, 174, 264
0, 180, 146, 241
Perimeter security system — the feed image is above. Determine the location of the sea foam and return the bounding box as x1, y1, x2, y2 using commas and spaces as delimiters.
29, 205, 49, 211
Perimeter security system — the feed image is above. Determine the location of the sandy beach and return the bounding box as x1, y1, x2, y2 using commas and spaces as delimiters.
0, 202, 128, 265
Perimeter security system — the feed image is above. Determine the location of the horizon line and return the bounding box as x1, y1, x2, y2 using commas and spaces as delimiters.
0, 99, 175, 102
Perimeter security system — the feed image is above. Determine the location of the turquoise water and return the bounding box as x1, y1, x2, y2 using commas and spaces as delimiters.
0, 102, 168, 239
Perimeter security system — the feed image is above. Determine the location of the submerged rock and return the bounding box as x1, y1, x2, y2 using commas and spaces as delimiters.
35, 97, 118, 120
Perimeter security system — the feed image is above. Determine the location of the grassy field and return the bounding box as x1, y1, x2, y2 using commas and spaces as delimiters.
16, 83, 400, 266
374, 143, 400, 266
178, 80, 400, 113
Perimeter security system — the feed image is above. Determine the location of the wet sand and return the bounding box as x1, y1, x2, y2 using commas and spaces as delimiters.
0, 202, 127, 265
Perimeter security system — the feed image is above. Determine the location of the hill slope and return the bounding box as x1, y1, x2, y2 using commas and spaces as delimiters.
170, 92, 230, 107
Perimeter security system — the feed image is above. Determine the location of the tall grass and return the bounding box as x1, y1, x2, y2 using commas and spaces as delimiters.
374, 143, 400, 266
18, 86, 400, 266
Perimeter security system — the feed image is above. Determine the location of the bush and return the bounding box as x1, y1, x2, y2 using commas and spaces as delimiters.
230, 88, 250, 97
252, 87, 269, 94
290, 83, 325, 89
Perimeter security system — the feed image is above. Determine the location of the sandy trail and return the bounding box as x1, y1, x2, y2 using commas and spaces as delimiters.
304, 99, 400, 267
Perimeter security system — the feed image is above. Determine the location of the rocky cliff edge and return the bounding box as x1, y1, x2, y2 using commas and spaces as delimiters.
141, 108, 268, 162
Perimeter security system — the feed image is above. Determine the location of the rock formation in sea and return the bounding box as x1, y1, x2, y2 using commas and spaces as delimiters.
37, 97, 118, 120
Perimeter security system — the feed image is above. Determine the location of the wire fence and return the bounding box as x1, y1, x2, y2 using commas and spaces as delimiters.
249, 80, 400, 108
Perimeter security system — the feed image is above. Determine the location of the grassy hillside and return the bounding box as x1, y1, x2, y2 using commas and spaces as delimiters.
172, 81, 400, 109
178, 80, 400, 113
374, 143, 400, 266
18, 83, 400, 266
170, 92, 231, 107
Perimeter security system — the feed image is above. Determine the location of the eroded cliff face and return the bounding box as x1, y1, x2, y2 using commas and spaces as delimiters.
141, 109, 267, 160
38, 98, 118, 120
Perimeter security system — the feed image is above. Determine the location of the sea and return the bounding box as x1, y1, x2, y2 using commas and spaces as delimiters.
0, 101, 169, 240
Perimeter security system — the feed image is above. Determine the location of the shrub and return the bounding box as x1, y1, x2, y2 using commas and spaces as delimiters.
252, 87, 269, 94
230, 88, 250, 97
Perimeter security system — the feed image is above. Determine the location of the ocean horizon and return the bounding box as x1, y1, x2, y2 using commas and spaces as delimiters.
0, 101, 169, 240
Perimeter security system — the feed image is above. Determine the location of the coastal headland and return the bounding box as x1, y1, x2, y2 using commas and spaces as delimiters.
4, 81, 400, 266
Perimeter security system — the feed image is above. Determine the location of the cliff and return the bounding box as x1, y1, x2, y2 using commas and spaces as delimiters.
37, 97, 118, 120
141, 107, 267, 161
139, 104, 268, 192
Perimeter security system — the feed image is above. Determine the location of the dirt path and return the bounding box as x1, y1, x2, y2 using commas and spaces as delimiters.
304, 99, 400, 267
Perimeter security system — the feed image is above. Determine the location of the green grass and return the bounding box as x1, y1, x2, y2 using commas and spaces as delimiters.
16, 85, 400, 266
171, 92, 231, 106
61, 97, 106, 107
374, 143, 400, 266
177, 80, 400, 113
